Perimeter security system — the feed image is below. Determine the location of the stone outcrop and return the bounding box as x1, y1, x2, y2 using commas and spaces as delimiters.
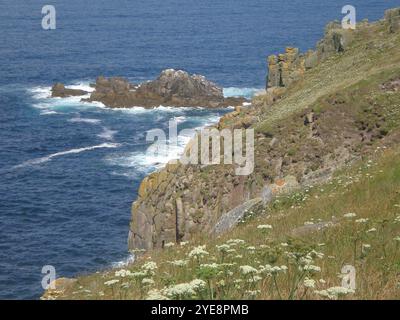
385, 8, 400, 33
86, 69, 246, 108
266, 22, 355, 90
267, 47, 305, 88
51, 83, 88, 98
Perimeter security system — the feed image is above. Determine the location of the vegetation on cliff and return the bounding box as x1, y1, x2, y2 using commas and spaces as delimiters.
43, 8, 400, 300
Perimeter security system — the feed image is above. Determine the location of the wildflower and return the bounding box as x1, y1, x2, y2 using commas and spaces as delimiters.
239, 265, 258, 275
226, 239, 245, 246
130, 271, 147, 278
104, 279, 119, 286
355, 218, 368, 223
315, 286, 355, 300
257, 224, 272, 230
142, 261, 158, 275
344, 213, 357, 218
146, 289, 169, 300
303, 265, 321, 273
168, 260, 188, 267
247, 275, 262, 283
366, 228, 377, 233
304, 221, 314, 225
394, 236, 400, 242
163, 279, 206, 298
114, 269, 132, 278
280, 242, 289, 247
142, 278, 155, 286
246, 246, 256, 251
304, 278, 316, 288
199, 263, 220, 269
188, 245, 209, 259
216, 244, 231, 253
319, 279, 326, 284
180, 241, 189, 246
164, 242, 175, 248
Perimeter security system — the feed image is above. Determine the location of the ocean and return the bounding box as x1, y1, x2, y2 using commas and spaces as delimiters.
0, 0, 398, 299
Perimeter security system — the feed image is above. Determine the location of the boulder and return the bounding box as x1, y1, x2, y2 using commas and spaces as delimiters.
51, 83, 88, 98
86, 69, 247, 108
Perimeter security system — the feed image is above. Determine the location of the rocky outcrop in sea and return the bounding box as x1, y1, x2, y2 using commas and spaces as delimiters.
52, 69, 247, 108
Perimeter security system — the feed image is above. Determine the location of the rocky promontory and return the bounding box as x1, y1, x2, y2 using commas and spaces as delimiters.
51, 69, 247, 108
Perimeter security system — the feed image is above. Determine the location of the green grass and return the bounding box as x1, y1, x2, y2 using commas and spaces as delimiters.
45, 147, 400, 300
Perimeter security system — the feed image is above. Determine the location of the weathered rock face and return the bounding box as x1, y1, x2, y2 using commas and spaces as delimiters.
385, 8, 400, 33
87, 69, 246, 108
266, 23, 355, 90
51, 83, 88, 98
267, 47, 305, 88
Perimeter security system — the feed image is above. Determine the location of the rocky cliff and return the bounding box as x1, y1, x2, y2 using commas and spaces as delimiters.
128, 8, 400, 252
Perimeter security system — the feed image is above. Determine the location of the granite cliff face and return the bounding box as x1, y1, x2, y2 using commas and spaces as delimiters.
128, 9, 400, 252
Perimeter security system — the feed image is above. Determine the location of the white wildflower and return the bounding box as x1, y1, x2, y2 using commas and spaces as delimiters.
304, 277, 316, 288
168, 260, 188, 267
104, 279, 119, 286
164, 242, 175, 248
315, 286, 355, 300
188, 245, 209, 259
344, 213, 357, 218
146, 289, 169, 300
142, 278, 155, 286
257, 224, 273, 230
114, 269, 132, 278
240, 265, 258, 275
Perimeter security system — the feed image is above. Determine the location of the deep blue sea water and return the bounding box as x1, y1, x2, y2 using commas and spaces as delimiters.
0, 0, 398, 299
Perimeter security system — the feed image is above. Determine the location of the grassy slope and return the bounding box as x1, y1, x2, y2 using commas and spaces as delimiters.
44, 18, 400, 300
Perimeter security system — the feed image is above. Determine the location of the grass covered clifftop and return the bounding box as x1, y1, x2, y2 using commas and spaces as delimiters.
43, 8, 400, 300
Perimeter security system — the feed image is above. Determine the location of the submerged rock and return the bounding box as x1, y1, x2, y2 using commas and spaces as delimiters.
51, 83, 88, 98
85, 69, 246, 108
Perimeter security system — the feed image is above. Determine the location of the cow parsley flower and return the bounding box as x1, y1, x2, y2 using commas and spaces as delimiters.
304, 277, 316, 288
216, 244, 231, 253
344, 213, 357, 218
303, 265, 321, 273
257, 224, 272, 230
227, 239, 245, 246
168, 260, 188, 267
142, 261, 158, 275
164, 242, 175, 248
315, 286, 355, 300
188, 245, 209, 259
356, 218, 368, 223
146, 289, 169, 300
240, 265, 258, 275
142, 278, 155, 286
115, 269, 132, 278
104, 279, 119, 286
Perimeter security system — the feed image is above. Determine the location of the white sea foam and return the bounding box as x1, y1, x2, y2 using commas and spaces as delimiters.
68, 116, 101, 124
112, 254, 136, 268
12, 143, 121, 169
223, 87, 262, 100
97, 127, 118, 141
